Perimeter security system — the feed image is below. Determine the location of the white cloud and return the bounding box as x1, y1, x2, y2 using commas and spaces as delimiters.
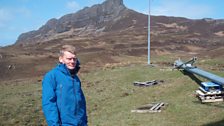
0, 8, 13, 28
0, 7, 31, 28
66, 1, 80, 12
142, 9, 149, 15
151, 0, 213, 19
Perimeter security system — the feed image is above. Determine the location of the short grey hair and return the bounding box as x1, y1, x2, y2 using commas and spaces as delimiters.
59, 45, 77, 56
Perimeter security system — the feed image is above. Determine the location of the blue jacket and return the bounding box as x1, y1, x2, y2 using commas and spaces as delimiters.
42, 63, 87, 126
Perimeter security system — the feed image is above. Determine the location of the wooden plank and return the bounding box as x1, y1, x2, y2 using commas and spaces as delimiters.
201, 98, 223, 103
131, 109, 161, 113
149, 103, 160, 111
196, 90, 205, 96
131, 102, 167, 113
154, 103, 164, 110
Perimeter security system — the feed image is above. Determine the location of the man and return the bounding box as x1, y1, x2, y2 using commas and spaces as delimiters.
42, 45, 87, 126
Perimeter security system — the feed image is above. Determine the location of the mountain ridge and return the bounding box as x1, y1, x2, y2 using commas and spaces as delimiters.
15, 0, 224, 46
15, 0, 132, 45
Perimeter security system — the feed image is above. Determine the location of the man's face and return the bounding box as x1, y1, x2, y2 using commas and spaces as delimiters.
59, 51, 77, 70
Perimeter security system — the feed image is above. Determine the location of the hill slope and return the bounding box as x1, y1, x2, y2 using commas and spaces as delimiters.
1, 62, 224, 125
0, 0, 224, 81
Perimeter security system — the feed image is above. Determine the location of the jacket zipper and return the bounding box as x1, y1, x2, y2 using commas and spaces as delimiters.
73, 77, 78, 116
60, 84, 62, 112
59, 84, 63, 125
66, 67, 78, 116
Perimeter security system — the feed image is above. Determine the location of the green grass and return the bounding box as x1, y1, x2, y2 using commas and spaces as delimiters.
0, 80, 45, 125
1, 61, 224, 126
80, 64, 224, 126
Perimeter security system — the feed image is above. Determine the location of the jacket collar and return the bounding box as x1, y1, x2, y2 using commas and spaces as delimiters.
56, 63, 70, 75
56, 63, 77, 77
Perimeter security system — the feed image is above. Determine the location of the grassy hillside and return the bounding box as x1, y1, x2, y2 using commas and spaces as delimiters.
1, 57, 224, 126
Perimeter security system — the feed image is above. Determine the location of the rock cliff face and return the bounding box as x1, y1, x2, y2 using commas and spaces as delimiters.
16, 0, 144, 45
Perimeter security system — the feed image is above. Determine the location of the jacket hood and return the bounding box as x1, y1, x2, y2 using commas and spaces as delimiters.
56, 63, 70, 75
56, 60, 80, 75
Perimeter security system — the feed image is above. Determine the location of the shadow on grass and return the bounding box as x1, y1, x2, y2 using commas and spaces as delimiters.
178, 69, 224, 126
181, 70, 202, 86
201, 119, 224, 126
192, 101, 224, 126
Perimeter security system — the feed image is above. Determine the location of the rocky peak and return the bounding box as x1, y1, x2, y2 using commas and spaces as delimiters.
15, 0, 128, 45
71, 0, 126, 23
101, 0, 125, 13
104, 0, 124, 5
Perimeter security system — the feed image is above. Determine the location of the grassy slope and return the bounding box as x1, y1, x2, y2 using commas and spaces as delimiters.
0, 79, 44, 125
1, 57, 224, 126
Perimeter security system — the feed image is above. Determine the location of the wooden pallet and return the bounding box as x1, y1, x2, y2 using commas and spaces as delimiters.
131, 102, 167, 113
196, 89, 224, 103
133, 80, 164, 87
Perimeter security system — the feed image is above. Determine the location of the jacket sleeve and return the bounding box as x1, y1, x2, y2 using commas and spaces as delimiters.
42, 72, 60, 126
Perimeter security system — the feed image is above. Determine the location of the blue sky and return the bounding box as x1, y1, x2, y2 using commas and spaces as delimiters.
0, 0, 224, 47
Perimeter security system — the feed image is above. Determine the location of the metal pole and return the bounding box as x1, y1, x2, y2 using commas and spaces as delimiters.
148, 0, 151, 64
